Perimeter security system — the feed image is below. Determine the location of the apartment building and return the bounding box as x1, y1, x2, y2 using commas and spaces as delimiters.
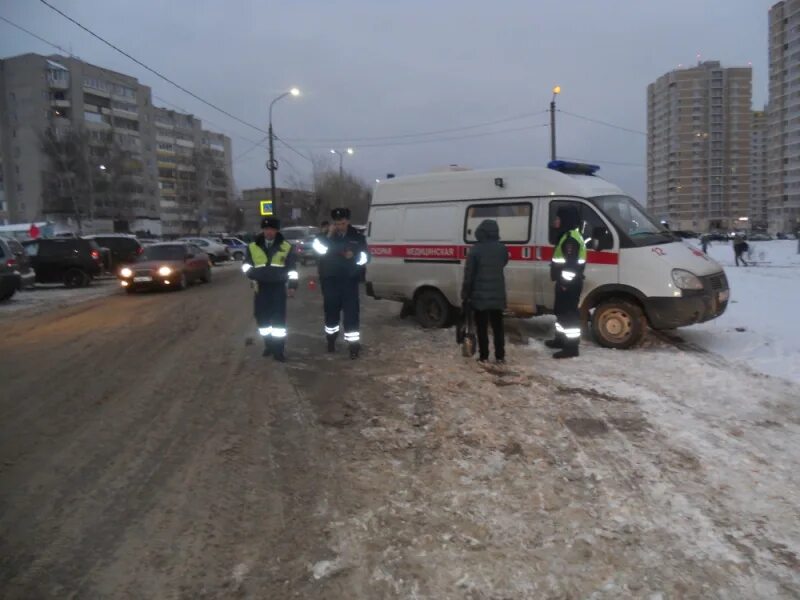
647, 61, 752, 232
767, 0, 800, 233
0, 53, 235, 235
0, 53, 160, 233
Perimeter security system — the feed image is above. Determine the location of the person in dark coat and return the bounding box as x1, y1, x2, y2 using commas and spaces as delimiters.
546, 205, 586, 359
242, 217, 298, 362
733, 235, 749, 266
461, 219, 509, 363
313, 208, 369, 358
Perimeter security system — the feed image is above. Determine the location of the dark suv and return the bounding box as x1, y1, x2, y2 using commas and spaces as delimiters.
1, 237, 36, 301
22, 238, 104, 287
84, 234, 143, 271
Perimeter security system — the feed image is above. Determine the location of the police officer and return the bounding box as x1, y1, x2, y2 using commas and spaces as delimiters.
241, 217, 298, 362
312, 207, 369, 359
545, 205, 586, 359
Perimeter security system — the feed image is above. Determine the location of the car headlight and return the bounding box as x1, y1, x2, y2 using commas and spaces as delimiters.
158, 266, 172, 276
671, 268, 703, 290
120, 267, 133, 278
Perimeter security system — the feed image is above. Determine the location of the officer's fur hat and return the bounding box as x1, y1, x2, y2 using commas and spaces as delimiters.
260, 217, 281, 229
330, 207, 351, 220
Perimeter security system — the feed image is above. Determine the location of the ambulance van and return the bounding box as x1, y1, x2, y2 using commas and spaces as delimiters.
365, 161, 729, 349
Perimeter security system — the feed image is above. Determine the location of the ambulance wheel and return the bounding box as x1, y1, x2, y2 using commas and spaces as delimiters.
415, 288, 452, 328
591, 298, 645, 349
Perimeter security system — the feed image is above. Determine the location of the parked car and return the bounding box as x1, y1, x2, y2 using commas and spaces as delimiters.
176, 237, 230, 264
748, 232, 773, 241
221, 237, 248, 261
84, 234, 143, 270
0, 236, 36, 291
671, 230, 698, 239
118, 243, 211, 293
22, 237, 103, 287
281, 226, 320, 266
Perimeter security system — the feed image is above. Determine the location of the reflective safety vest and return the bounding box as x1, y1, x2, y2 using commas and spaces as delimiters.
553, 228, 587, 265
248, 240, 291, 267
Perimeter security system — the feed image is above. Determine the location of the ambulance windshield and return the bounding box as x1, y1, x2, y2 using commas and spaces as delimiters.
591, 195, 674, 247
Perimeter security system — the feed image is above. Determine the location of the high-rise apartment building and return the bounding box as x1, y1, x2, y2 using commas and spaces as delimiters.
751, 109, 769, 229
647, 61, 752, 232
0, 53, 235, 235
767, 0, 800, 234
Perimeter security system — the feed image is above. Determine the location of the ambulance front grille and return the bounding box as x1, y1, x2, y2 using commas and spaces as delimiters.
707, 272, 728, 291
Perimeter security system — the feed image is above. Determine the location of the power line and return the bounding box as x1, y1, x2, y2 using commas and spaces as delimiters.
282, 109, 549, 143
37, 0, 270, 136
0, 14, 71, 55
233, 135, 270, 163
274, 136, 313, 163
557, 110, 647, 136
295, 123, 550, 149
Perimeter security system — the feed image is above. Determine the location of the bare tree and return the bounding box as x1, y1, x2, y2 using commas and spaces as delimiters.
40, 127, 91, 233
312, 163, 372, 224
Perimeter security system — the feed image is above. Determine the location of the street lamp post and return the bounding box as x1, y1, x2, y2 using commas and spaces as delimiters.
550, 85, 561, 162
330, 147, 354, 178
268, 87, 300, 214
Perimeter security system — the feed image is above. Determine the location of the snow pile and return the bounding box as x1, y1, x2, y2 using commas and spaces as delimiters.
683, 240, 800, 384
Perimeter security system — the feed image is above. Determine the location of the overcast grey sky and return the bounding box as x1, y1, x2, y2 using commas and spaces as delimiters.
1, 0, 775, 201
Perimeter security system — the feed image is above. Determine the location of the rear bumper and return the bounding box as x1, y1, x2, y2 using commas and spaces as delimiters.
644, 272, 729, 329
18, 271, 36, 289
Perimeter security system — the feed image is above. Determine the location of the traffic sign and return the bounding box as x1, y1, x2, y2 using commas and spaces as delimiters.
259, 200, 273, 216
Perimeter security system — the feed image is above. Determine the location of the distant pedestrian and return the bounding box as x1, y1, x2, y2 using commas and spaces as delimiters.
461, 219, 508, 364
545, 206, 586, 359
734, 236, 749, 267
701, 235, 709, 254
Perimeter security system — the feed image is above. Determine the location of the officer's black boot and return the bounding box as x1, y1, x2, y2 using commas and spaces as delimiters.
544, 336, 564, 349
273, 341, 287, 363
553, 341, 579, 359
262, 337, 272, 357
349, 342, 360, 360
326, 333, 337, 353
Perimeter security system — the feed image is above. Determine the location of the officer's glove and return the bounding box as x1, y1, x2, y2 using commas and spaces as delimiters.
561, 270, 577, 282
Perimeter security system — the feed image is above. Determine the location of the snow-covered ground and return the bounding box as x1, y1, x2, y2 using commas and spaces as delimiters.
0, 279, 121, 318
681, 239, 800, 384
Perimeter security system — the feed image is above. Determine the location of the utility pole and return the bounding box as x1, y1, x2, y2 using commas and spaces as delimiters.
550, 86, 561, 162
267, 88, 300, 215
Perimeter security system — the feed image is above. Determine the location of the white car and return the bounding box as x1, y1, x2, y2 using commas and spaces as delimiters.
176, 237, 230, 264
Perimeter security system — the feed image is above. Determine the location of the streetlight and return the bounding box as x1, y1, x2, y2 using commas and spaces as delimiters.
268, 87, 301, 214
330, 147, 354, 178
550, 85, 561, 162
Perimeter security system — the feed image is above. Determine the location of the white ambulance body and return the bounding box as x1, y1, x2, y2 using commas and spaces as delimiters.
365, 162, 730, 348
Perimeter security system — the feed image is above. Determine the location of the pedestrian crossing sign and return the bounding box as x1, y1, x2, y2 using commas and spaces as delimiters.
259, 200, 273, 216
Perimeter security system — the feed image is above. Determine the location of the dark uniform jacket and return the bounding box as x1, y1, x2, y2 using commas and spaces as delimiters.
461, 220, 509, 311
317, 226, 368, 280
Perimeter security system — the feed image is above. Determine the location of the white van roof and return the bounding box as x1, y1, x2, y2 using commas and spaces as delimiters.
372, 167, 624, 205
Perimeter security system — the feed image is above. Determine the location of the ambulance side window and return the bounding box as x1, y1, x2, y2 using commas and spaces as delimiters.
464, 202, 531, 243
548, 201, 582, 245
548, 201, 612, 250
580, 207, 613, 250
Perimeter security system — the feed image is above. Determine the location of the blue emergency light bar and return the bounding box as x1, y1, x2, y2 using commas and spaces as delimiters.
547, 160, 600, 176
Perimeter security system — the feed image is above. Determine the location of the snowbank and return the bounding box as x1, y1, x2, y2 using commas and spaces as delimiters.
682, 240, 800, 384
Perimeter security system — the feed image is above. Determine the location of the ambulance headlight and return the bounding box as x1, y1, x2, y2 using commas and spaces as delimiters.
671, 269, 703, 290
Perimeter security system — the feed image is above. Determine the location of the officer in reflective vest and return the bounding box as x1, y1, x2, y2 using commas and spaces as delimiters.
312, 207, 369, 359
241, 217, 298, 362
546, 205, 587, 359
